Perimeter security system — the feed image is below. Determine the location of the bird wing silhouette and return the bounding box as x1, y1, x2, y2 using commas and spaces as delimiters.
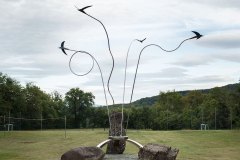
81, 5, 92, 10
192, 31, 200, 36
76, 5, 92, 13
60, 41, 67, 55
140, 38, 146, 43
191, 31, 203, 39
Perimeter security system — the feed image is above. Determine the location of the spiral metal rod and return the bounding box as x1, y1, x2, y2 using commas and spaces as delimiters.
130, 38, 192, 103
62, 47, 112, 130
69, 51, 95, 76
125, 37, 193, 131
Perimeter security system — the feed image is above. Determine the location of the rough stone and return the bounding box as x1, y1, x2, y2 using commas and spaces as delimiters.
61, 146, 105, 160
138, 143, 179, 160
106, 112, 126, 154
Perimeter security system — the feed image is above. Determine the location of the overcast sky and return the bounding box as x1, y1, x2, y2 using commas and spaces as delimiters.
1, 0, 240, 105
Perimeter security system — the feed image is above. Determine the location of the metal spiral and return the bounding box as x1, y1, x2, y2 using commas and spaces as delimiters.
59, 45, 112, 131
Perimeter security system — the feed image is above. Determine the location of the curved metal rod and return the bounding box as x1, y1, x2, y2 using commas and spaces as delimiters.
96, 138, 143, 149
126, 37, 193, 131
130, 38, 192, 103
121, 38, 146, 136
127, 139, 143, 148
97, 139, 111, 148
69, 52, 95, 76
66, 49, 111, 130
77, 7, 115, 105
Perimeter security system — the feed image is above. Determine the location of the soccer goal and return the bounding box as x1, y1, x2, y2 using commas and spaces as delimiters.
200, 123, 209, 130
0, 115, 67, 138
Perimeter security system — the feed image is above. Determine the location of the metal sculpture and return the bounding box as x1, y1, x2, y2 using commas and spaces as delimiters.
59, 5, 202, 152
121, 38, 146, 136
125, 31, 203, 131
75, 5, 115, 105
59, 43, 111, 130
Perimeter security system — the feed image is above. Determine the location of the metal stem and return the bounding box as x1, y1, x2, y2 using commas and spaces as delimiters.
126, 37, 193, 131
121, 39, 137, 136
84, 13, 115, 105
69, 50, 112, 131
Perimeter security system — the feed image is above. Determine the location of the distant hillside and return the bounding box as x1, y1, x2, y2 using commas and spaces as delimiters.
131, 96, 159, 107
131, 83, 240, 107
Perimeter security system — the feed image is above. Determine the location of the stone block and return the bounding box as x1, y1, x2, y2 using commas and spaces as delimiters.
138, 143, 179, 160
61, 146, 105, 160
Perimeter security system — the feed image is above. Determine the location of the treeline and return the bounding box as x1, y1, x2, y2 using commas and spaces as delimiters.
126, 86, 240, 130
103, 83, 240, 130
0, 72, 240, 130
0, 73, 107, 130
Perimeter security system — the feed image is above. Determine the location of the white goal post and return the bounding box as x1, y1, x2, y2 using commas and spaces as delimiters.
200, 123, 209, 130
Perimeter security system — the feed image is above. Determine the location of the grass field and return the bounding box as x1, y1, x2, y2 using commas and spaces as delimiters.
0, 129, 239, 160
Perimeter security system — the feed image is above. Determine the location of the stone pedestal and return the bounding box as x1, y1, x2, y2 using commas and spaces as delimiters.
106, 112, 126, 154
61, 147, 105, 160
104, 154, 138, 159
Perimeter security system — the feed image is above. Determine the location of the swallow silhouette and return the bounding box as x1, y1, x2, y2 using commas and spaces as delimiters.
59, 41, 68, 55
75, 5, 92, 14
137, 38, 147, 43
192, 31, 203, 39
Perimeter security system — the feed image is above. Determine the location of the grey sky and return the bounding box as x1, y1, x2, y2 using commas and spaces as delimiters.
0, 0, 240, 105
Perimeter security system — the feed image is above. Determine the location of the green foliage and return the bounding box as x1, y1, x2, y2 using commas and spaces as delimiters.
65, 88, 95, 128
0, 72, 240, 130
0, 73, 95, 130
0, 73, 24, 116
124, 84, 240, 130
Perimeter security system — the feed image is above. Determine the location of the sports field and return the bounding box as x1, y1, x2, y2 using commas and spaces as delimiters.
0, 129, 239, 160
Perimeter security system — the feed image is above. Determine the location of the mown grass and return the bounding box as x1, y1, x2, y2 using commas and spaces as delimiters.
0, 129, 239, 160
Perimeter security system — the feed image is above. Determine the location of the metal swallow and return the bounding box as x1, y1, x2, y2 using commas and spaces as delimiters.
75, 5, 115, 105
75, 5, 92, 14
137, 38, 147, 43
191, 31, 203, 39
59, 41, 68, 55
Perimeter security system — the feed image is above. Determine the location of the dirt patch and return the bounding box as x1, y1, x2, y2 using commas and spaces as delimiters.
20, 141, 36, 144
104, 154, 138, 160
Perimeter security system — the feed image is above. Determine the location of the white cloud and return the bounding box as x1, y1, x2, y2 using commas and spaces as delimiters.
184, 0, 240, 9
0, 0, 240, 105
199, 30, 240, 49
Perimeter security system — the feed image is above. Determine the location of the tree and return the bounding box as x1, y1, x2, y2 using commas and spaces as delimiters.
0, 73, 25, 117
23, 83, 50, 129
158, 91, 184, 113
226, 84, 240, 129
209, 87, 230, 129
51, 91, 66, 117
65, 88, 94, 128
182, 91, 205, 129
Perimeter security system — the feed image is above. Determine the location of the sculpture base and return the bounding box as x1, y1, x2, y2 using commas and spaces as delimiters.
108, 136, 128, 140
138, 143, 179, 160
97, 138, 143, 149
104, 154, 138, 160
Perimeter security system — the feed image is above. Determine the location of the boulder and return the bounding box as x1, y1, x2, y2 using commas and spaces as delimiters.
138, 143, 179, 160
61, 146, 105, 160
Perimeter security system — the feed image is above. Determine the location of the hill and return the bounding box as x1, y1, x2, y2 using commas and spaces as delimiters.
131, 83, 240, 107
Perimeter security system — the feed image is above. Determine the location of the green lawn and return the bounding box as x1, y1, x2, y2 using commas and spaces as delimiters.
0, 129, 239, 160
